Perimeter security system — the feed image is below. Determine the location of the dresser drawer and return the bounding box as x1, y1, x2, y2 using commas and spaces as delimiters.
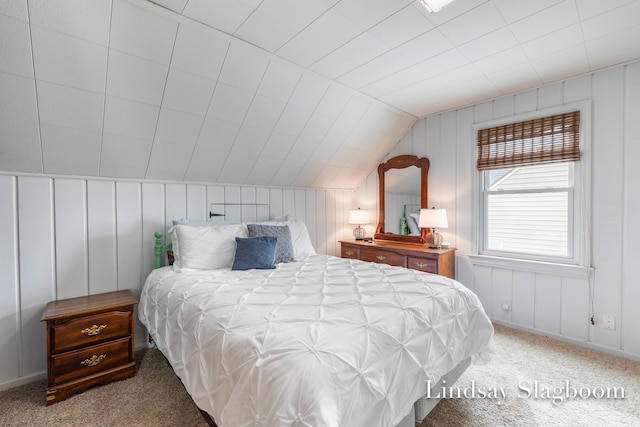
407, 257, 437, 273
50, 337, 132, 386
360, 248, 405, 267
341, 246, 359, 259
51, 310, 132, 353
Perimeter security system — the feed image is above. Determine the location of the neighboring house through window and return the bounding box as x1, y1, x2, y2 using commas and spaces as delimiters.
476, 109, 587, 265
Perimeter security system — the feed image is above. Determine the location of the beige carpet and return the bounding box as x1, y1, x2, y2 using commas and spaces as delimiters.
1, 324, 639, 426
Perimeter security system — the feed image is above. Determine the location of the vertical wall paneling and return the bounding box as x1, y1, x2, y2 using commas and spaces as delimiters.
207, 185, 225, 220
315, 190, 327, 255
514, 90, 537, 114
492, 96, 515, 118
87, 180, 117, 295
0, 176, 19, 384
54, 179, 88, 300
537, 82, 563, 109
256, 187, 270, 221
294, 189, 306, 220
491, 268, 512, 323
241, 186, 257, 221
165, 184, 187, 225
186, 184, 206, 221
454, 107, 474, 286
305, 189, 317, 250
141, 182, 165, 274
224, 186, 241, 221
590, 67, 624, 349
511, 271, 535, 328
325, 190, 336, 256
269, 188, 284, 219
561, 277, 589, 340
282, 188, 295, 219
533, 274, 562, 334
17, 177, 54, 375
472, 266, 492, 316
622, 63, 640, 354
115, 182, 142, 291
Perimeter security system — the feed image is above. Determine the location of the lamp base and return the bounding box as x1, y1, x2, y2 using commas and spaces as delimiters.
427, 230, 443, 249
353, 225, 366, 240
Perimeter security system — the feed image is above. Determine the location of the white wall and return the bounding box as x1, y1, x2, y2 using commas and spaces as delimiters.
355, 61, 640, 362
0, 175, 356, 390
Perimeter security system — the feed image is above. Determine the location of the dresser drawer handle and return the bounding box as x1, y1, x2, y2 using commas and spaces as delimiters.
376, 255, 386, 261
345, 251, 354, 256
81, 324, 107, 336
416, 262, 428, 268
80, 354, 106, 367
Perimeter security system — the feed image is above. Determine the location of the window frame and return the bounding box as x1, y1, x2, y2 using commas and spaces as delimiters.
473, 102, 591, 267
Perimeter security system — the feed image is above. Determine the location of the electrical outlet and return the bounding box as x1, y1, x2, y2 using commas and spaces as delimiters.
603, 315, 616, 330
502, 298, 510, 311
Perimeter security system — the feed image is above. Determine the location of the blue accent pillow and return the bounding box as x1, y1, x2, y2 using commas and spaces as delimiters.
247, 224, 294, 264
231, 236, 278, 270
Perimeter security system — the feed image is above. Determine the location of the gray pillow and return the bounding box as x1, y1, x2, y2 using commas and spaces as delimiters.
247, 224, 294, 264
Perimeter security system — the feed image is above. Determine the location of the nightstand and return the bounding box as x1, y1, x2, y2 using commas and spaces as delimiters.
41, 289, 138, 405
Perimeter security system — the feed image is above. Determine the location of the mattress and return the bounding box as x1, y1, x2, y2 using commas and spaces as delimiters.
139, 254, 494, 427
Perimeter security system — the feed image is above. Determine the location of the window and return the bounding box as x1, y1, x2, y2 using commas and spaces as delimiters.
477, 110, 583, 264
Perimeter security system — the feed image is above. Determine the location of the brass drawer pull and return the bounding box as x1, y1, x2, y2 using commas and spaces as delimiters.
416, 262, 428, 268
345, 251, 354, 256
81, 324, 107, 336
80, 354, 106, 367
376, 255, 386, 260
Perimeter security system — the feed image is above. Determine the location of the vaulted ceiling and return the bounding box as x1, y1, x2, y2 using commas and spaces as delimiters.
1, 0, 639, 188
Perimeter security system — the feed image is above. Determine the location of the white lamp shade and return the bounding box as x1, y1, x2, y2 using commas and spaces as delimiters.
418, 208, 448, 228
348, 209, 369, 225
418, 0, 455, 13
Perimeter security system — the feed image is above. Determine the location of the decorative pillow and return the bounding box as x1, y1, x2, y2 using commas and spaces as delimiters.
247, 224, 294, 264
250, 219, 316, 260
231, 236, 277, 270
171, 223, 248, 271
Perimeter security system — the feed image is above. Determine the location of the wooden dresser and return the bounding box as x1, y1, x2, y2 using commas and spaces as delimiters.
41, 289, 138, 405
340, 240, 456, 279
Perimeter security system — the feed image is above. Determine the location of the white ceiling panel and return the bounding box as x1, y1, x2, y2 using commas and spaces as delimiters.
0, 16, 33, 78
40, 124, 101, 176
206, 83, 254, 124
28, 0, 112, 46
103, 96, 160, 140
437, 1, 505, 46
106, 50, 168, 106
218, 42, 270, 92
31, 26, 107, 93
36, 82, 104, 132
243, 95, 287, 131
171, 24, 228, 80
162, 68, 216, 115
508, 1, 580, 44
492, 0, 564, 24
182, 0, 255, 34
110, 0, 177, 65
100, 133, 153, 178
3, 0, 639, 189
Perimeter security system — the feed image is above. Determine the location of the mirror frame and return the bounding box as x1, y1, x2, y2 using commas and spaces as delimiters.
374, 154, 430, 244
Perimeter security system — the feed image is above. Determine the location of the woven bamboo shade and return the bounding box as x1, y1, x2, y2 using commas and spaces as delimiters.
477, 111, 581, 171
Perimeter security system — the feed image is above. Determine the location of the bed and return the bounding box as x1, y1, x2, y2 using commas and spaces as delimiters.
138, 219, 494, 427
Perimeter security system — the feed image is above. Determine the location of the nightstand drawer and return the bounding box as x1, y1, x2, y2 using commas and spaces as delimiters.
360, 248, 405, 267
51, 310, 132, 353
407, 257, 437, 273
50, 337, 132, 386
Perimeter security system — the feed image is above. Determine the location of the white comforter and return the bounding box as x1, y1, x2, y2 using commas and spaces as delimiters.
138, 255, 494, 427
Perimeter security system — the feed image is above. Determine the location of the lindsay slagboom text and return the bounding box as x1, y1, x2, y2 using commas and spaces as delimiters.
426, 380, 625, 406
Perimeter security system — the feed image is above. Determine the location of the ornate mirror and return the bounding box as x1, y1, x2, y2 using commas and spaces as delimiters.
374, 155, 430, 244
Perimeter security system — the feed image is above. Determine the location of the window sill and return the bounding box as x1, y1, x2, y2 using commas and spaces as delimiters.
468, 254, 593, 279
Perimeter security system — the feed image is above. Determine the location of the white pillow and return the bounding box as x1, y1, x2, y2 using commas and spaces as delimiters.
250, 218, 316, 260
171, 223, 248, 271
